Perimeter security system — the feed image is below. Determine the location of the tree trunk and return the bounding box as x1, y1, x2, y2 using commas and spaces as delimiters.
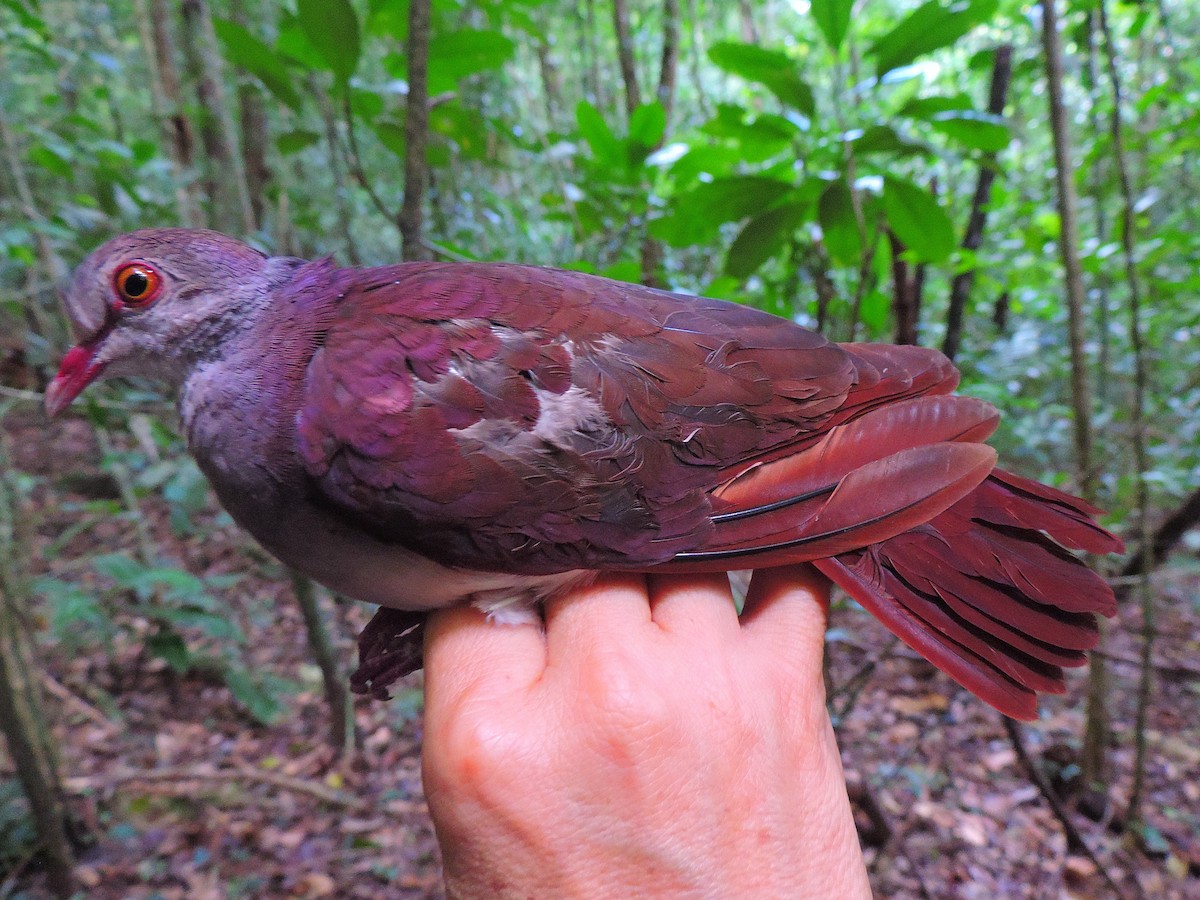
179, 0, 256, 234
637, 0, 680, 288
231, 8, 270, 230
135, 0, 203, 226
316, 89, 362, 265
1082, 13, 1113, 400
536, 38, 565, 132
581, 0, 605, 108
738, 0, 759, 44
0, 428, 76, 898
941, 44, 1012, 362
1077, 10, 1116, 798
888, 231, 925, 346
1040, 0, 1095, 501
1095, 0, 1157, 830
612, 0, 642, 119
1042, 0, 1109, 803
290, 573, 354, 755
657, 0, 680, 129
399, 0, 433, 261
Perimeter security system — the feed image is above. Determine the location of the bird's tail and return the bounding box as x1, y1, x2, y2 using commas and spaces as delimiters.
813, 469, 1122, 720
661, 393, 1122, 720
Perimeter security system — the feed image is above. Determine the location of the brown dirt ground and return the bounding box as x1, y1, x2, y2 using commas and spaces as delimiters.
2, 403, 1197, 899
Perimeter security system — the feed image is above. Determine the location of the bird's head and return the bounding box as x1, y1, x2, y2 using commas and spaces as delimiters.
45, 228, 273, 416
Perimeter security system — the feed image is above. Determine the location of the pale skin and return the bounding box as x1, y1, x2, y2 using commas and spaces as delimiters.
421, 566, 872, 899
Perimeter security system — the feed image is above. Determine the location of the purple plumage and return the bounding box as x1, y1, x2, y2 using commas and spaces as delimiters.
47, 229, 1122, 720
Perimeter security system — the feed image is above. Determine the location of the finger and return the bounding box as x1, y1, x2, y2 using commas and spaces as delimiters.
542, 572, 652, 664
423, 603, 547, 711
646, 571, 741, 638
740, 565, 832, 669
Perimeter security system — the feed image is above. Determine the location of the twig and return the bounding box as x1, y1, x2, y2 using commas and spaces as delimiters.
0, 385, 171, 413
64, 765, 368, 811
1090, 649, 1200, 681
0, 842, 40, 900
422, 239, 475, 262
38, 674, 119, 736
340, 92, 399, 227
942, 45, 1013, 361
92, 426, 157, 564
1002, 717, 1129, 899
1095, 0, 1157, 826
1116, 484, 1200, 589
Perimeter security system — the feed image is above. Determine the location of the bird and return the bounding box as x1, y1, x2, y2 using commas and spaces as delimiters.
45, 228, 1122, 721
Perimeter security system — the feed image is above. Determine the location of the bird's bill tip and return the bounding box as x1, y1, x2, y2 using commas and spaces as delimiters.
44, 342, 105, 418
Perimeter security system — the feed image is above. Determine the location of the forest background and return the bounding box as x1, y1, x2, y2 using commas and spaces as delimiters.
0, 0, 1197, 896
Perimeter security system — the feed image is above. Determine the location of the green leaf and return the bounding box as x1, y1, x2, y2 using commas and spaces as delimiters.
708, 42, 815, 116
91, 553, 144, 589
882, 176, 956, 263
726, 203, 808, 279
900, 93, 974, 119
153, 607, 244, 642
224, 668, 285, 724
869, 0, 999, 78
628, 102, 667, 153
700, 105, 799, 161
350, 87, 385, 120
213, 19, 302, 111
276, 12, 328, 70
651, 176, 796, 247
576, 101, 624, 168
296, 0, 360, 85
600, 260, 642, 284
818, 179, 861, 265
275, 130, 320, 155
28, 144, 73, 178
928, 111, 1010, 152
146, 630, 191, 674
431, 103, 490, 160
810, 0, 853, 52
372, 120, 407, 157
428, 29, 515, 92
851, 124, 932, 157
860, 289, 891, 334
35, 577, 111, 644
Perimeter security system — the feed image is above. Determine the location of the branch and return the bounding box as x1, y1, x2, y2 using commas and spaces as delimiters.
1095, 0, 1156, 825
398, 0, 432, 260
942, 45, 1013, 362
1116, 484, 1200, 587
1002, 717, 1130, 899
64, 765, 368, 811
340, 93, 399, 225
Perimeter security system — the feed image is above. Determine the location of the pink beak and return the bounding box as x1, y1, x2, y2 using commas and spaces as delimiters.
44, 340, 106, 417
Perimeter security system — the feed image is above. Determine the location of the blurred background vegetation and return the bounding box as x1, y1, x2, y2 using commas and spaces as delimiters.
0, 0, 1198, 896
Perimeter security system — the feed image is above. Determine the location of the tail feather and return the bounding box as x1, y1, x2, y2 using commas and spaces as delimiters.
815, 553, 1043, 720
886, 536, 1098, 656
670, 442, 996, 565
815, 472, 1122, 721
712, 395, 999, 512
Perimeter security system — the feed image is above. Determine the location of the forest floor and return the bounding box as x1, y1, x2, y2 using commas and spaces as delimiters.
2, 405, 1198, 899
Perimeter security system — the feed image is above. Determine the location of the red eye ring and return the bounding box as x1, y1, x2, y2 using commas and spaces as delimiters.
113, 262, 163, 309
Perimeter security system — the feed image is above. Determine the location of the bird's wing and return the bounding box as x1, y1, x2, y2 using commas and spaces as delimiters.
295, 262, 990, 574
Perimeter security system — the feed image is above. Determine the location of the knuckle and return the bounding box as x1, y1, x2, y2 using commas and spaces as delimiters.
428, 702, 530, 795
582, 648, 670, 730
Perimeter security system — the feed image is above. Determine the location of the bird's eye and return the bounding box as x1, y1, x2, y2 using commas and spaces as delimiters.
113, 262, 163, 309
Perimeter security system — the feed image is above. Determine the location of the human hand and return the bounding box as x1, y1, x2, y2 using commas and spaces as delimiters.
421, 567, 870, 899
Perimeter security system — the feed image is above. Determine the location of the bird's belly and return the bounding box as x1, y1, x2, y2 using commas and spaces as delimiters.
223, 489, 586, 612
